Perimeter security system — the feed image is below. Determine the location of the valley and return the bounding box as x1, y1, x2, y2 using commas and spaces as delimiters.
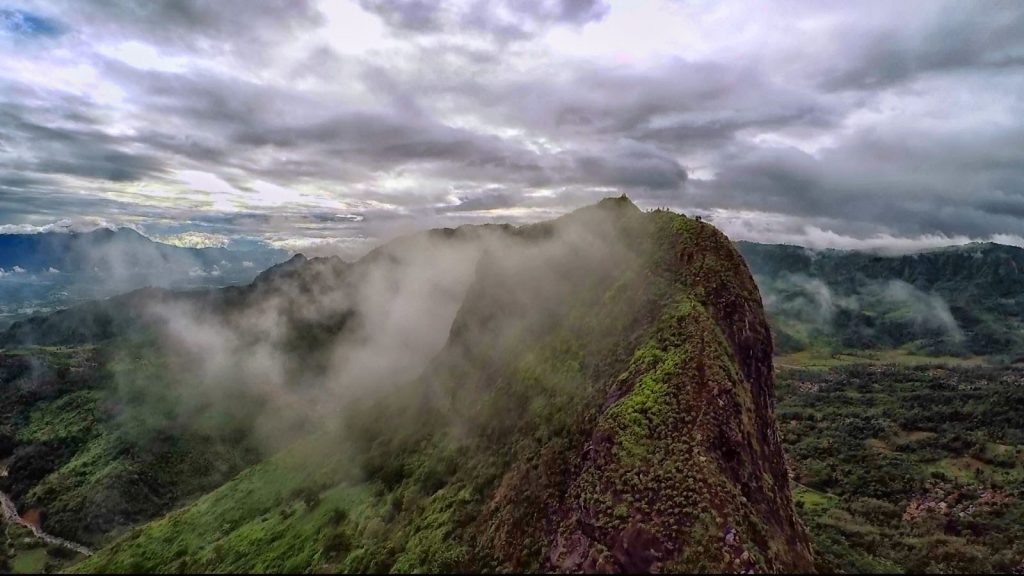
0, 202, 1022, 573
5, 347, 1021, 573
0, 229, 287, 330
776, 361, 1024, 573
1, 480, 92, 557
4, 1, 1021, 572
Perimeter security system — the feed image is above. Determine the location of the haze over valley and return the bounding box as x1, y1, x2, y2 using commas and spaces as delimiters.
2, 1, 1024, 574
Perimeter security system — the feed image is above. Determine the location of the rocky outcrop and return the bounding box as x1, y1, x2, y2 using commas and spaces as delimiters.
73, 198, 814, 574
467, 202, 814, 573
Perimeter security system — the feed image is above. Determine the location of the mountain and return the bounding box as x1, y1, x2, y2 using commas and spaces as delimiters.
736, 241, 1024, 359
1, 199, 814, 573
0, 228, 288, 328
0, 228, 274, 274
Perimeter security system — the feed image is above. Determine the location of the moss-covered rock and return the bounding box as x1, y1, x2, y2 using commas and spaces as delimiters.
76, 198, 813, 573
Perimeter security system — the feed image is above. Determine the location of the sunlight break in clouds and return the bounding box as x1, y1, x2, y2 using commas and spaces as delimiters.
0, 0, 1022, 255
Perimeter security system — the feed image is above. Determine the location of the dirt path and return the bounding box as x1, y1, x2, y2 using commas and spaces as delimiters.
0, 466, 93, 557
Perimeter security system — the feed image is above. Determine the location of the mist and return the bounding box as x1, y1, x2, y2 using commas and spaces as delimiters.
0, 228, 286, 328
121, 203, 644, 454
761, 273, 839, 326
876, 280, 964, 342
758, 273, 965, 351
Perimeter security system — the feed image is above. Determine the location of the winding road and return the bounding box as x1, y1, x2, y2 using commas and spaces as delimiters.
0, 465, 92, 557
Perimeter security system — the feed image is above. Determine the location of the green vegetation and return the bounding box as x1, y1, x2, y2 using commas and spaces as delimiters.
10, 201, 1023, 574
777, 362, 1024, 573
776, 346, 986, 370
738, 241, 1024, 360
0, 342, 261, 554
74, 201, 813, 573
10, 547, 48, 574
1, 522, 83, 574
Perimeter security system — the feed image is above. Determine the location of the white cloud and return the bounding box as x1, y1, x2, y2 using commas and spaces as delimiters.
0, 266, 27, 277
0, 218, 112, 234
97, 41, 192, 73
174, 171, 246, 212
701, 208, 1024, 255
155, 231, 230, 249
245, 181, 311, 208
0, 0, 1021, 252
990, 234, 1024, 249
0, 223, 57, 234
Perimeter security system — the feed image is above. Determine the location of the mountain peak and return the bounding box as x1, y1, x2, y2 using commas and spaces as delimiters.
38, 205, 813, 574
595, 194, 640, 212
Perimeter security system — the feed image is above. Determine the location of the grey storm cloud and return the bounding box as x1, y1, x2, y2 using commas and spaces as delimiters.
0, 0, 1023, 251
89, 54, 688, 193
439, 188, 519, 213
691, 119, 1024, 238
492, 59, 841, 149
572, 140, 686, 191
816, 2, 1024, 91
0, 91, 165, 182
31, 0, 325, 59
359, 0, 608, 40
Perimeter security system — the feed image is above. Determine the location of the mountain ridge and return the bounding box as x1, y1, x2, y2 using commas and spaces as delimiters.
0, 227, 289, 330
0, 227, 280, 273
736, 240, 1024, 358
63, 199, 814, 573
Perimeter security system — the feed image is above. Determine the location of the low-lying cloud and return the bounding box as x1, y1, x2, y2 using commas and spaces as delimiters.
126, 204, 641, 451
761, 272, 965, 349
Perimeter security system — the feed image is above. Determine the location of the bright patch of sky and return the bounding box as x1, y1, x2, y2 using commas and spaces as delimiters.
0, 0, 1022, 256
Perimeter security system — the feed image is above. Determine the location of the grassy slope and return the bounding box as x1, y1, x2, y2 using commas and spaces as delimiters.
776, 347, 987, 370
0, 343, 260, 551
2, 522, 82, 574
76, 203, 813, 573
737, 241, 1024, 361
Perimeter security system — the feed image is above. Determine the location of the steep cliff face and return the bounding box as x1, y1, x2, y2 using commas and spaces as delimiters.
75, 198, 812, 574
453, 200, 813, 572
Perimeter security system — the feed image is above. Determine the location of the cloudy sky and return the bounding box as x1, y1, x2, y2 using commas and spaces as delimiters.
1, 0, 1023, 255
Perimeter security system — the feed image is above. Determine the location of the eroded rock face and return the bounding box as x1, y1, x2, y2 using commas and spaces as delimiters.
72, 199, 814, 574
464, 203, 814, 573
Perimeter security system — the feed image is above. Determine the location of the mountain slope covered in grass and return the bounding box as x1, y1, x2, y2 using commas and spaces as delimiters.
737, 241, 1024, 359
72, 198, 813, 573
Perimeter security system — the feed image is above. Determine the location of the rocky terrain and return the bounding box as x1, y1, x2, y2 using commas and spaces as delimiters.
32, 198, 815, 573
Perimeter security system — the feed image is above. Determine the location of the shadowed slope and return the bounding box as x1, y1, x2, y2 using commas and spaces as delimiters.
76, 199, 812, 573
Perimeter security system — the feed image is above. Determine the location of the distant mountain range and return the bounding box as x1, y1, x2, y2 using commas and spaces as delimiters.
1, 205, 1022, 573
2, 198, 815, 573
0, 228, 288, 327
736, 241, 1024, 358
3, 229, 1021, 359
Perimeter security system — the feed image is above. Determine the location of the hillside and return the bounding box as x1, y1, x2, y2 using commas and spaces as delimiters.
0, 228, 287, 328
736, 241, 1024, 359
7, 204, 1023, 573
56, 198, 813, 573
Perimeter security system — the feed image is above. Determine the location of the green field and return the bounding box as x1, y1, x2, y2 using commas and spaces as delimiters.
777, 362, 1024, 573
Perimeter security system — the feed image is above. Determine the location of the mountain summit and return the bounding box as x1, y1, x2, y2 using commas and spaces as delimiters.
12, 200, 812, 573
